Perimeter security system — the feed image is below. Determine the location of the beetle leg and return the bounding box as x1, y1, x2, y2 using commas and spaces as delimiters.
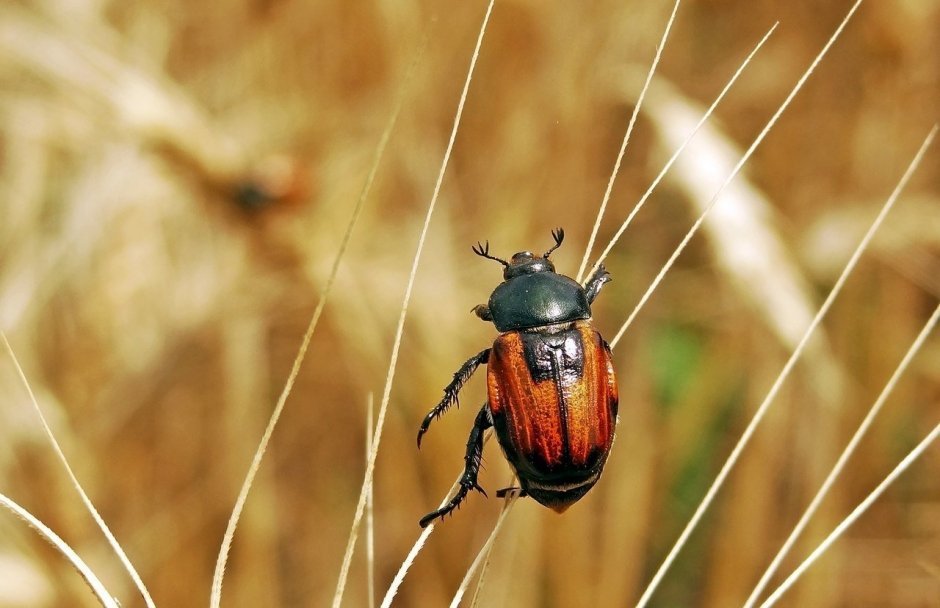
419, 405, 492, 528
417, 348, 490, 447
584, 263, 612, 304
471, 304, 493, 322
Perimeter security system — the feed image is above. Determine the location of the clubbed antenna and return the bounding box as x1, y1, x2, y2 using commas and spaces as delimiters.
472, 241, 509, 267
543, 227, 565, 258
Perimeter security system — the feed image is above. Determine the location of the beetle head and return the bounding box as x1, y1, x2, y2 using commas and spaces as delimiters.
504, 251, 554, 279
472, 227, 565, 280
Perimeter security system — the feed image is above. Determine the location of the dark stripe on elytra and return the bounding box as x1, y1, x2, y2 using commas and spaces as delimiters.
548, 345, 570, 462
519, 328, 585, 384
520, 328, 586, 465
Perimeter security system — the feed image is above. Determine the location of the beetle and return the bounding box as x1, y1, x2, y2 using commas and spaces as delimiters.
417, 228, 618, 527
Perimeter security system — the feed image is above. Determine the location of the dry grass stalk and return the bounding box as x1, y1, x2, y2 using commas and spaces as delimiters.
0, 0, 936, 605
749, 294, 940, 606
332, 3, 496, 606
0, 492, 118, 608
1, 333, 154, 607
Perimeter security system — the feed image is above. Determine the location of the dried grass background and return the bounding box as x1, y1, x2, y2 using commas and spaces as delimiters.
0, 0, 938, 606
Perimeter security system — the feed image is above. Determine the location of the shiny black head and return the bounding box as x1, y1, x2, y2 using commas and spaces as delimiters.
472, 228, 565, 280
472, 228, 592, 332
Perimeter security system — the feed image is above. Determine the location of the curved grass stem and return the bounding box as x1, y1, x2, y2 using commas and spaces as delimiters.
210, 34, 422, 608
744, 298, 940, 607
1, 333, 154, 608
332, 3, 496, 606
576, 0, 681, 283
611, 2, 863, 352
449, 487, 519, 608
632, 19, 927, 603
0, 492, 119, 608
759, 420, 940, 607
584, 22, 777, 294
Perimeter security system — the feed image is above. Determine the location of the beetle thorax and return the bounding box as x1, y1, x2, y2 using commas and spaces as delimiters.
488, 271, 591, 332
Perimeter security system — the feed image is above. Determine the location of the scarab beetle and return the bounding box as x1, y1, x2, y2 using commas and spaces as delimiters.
417, 228, 618, 527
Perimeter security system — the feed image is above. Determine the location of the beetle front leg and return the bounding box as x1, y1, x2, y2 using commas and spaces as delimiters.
419, 405, 492, 528
471, 304, 493, 322
417, 348, 490, 447
584, 264, 612, 304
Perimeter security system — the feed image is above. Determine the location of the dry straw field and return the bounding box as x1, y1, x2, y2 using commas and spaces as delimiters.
0, 0, 938, 606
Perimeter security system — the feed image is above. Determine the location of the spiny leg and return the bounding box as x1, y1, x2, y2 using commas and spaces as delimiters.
419, 405, 492, 528
416, 348, 489, 447
584, 263, 612, 304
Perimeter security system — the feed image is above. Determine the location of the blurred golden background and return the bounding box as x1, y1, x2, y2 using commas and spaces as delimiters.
0, 0, 938, 606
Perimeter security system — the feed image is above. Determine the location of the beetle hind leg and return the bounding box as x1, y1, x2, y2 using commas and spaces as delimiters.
419, 405, 492, 528
417, 349, 489, 447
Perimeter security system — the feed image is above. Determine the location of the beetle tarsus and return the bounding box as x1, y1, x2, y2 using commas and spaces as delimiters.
419, 405, 491, 527
584, 263, 612, 304
416, 349, 490, 447
419, 485, 471, 528
495, 486, 527, 499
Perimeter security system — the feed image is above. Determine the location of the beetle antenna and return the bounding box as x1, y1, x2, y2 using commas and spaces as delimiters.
543, 227, 565, 258
472, 240, 509, 267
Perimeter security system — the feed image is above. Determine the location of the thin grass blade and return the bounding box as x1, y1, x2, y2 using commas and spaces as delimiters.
209, 39, 419, 608
1, 333, 155, 608
576, 0, 681, 282
449, 491, 518, 608
0, 491, 119, 608
585, 23, 778, 289
759, 420, 940, 608
331, 3, 495, 606
744, 129, 938, 607
611, 1, 863, 351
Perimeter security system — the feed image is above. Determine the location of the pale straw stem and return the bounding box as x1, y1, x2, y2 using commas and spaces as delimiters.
380, 432, 493, 607
449, 491, 519, 608
366, 394, 376, 608
576, 0, 681, 282
759, 420, 940, 607
744, 298, 940, 607
611, 2, 862, 351
586, 23, 778, 288
332, 3, 495, 606
1, 333, 154, 608
632, 9, 898, 605
0, 492, 119, 608
210, 38, 421, 608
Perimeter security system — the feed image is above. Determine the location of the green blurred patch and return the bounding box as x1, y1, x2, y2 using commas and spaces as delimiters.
648, 322, 704, 410
645, 321, 748, 606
